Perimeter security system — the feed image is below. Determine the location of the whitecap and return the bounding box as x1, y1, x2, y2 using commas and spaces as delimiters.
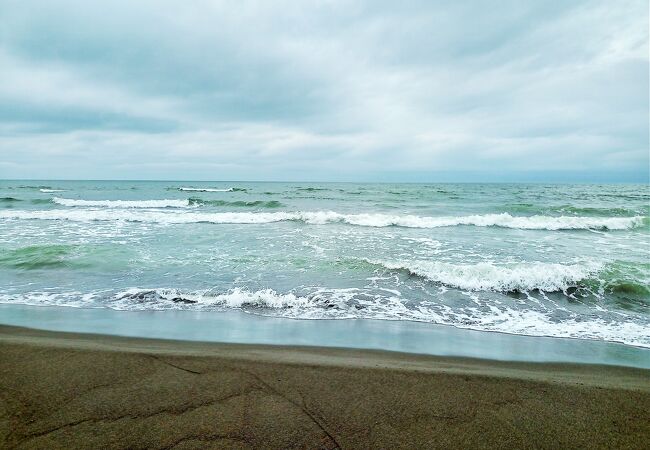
52, 197, 191, 208
178, 187, 233, 192
2, 287, 648, 348
365, 259, 602, 292
1, 209, 644, 230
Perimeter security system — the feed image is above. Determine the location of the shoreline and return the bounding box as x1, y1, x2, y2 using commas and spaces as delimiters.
6, 300, 650, 350
2, 303, 649, 368
2, 324, 650, 386
2, 325, 649, 449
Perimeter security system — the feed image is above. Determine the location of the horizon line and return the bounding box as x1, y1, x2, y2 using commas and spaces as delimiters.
1, 178, 648, 185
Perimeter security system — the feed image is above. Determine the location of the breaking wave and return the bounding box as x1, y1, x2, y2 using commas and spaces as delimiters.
2, 287, 647, 347
178, 187, 247, 192
188, 198, 284, 208
113, 287, 308, 309
364, 259, 602, 292
1, 209, 645, 230
50, 197, 283, 209
52, 197, 191, 208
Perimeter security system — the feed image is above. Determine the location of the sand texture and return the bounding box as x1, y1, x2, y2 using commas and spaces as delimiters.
1, 325, 649, 449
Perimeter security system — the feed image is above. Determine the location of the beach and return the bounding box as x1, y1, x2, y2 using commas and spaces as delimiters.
1, 181, 649, 448
2, 0, 648, 447
1, 325, 649, 449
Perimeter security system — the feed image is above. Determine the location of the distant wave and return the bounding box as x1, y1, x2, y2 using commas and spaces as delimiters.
188, 197, 284, 208
1, 210, 645, 230
50, 197, 283, 209
179, 187, 231, 192
13, 185, 62, 192
52, 197, 190, 208
296, 187, 329, 192
364, 259, 601, 292
178, 187, 247, 192
505, 203, 647, 217
0, 197, 22, 203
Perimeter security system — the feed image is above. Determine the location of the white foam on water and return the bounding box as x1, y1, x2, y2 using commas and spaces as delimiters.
331, 212, 645, 230
178, 187, 233, 192
365, 259, 602, 292
52, 197, 191, 208
39, 189, 65, 193
0, 209, 645, 230
0, 291, 98, 308
112, 287, 310, 309
1, 287, 648, 348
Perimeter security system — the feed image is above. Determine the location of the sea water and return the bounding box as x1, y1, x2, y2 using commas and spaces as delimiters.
0, 181, 648, 348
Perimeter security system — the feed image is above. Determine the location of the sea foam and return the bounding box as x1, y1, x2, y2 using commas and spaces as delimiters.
2, 287, 647, 347
1, 209, 645, 230
178, 187, 234, 192
52, 197, 191, 208
365, 259, 601, 292
113, 287, 310, 309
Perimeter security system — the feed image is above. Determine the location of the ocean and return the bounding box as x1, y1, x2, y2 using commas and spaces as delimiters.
0, 180, 648, 348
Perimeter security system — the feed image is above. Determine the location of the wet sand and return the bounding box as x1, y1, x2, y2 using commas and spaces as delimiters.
1, 325, 649, 449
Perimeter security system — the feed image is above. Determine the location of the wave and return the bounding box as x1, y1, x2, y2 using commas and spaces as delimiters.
0, 197, 22, 203
1, 209, 645, 230
366, 259, 649, 310
296, 187, 329, 192
179, 187, 231, 192
3, 287, 647, 347
52, 197, 191, 208
188, 198, 284, 208
0, 244, 80, 269
50, 197, 283, 209
39, 189, 65, 193
178, 187, 246, 192
364, 259, 601, 292
113, 287, 308, 309
588, 262, 650, 305
506, 203, 646, 217
14, 185, 57, 191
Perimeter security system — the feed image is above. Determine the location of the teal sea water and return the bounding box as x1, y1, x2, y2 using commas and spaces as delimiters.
0, 181, 648, 348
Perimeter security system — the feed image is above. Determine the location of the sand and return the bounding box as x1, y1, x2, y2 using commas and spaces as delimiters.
1, 325, 649, 449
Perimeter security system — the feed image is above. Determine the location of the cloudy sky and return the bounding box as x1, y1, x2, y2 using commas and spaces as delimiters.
0, 0, 648, 182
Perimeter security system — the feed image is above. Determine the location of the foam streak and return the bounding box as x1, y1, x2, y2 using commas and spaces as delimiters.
1, 210, 644, 230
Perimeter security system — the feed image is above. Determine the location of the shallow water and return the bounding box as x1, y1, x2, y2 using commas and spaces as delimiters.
3, 304, 649, 368
0, 181, 648, 348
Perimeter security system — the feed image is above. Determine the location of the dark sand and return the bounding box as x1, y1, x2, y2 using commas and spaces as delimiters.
1, 325, 649, 449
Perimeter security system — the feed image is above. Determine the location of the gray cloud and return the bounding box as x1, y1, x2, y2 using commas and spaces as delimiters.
0, 0, 647, 181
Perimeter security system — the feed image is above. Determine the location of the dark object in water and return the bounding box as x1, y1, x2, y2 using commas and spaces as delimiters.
171, 297, 198, 304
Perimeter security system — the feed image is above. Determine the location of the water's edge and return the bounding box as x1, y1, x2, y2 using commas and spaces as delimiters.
1, 304, 648, 369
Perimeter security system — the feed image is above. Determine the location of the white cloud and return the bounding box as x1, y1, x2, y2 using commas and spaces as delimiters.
0, 0, 647, 181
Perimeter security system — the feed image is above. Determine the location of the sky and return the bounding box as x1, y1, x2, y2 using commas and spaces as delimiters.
0, 0, 648, 182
